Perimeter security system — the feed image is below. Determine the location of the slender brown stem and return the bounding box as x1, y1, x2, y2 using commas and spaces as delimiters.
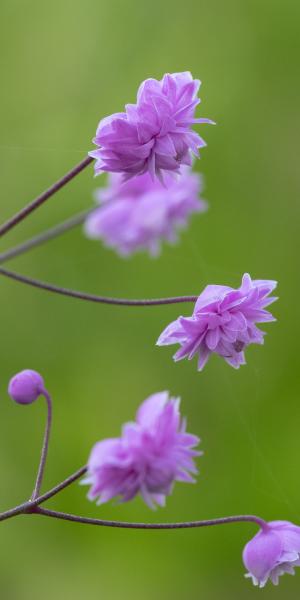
0, 466, 87, 523
0, 266, 197, 307
35, 466, 87, 505
0, 208, 93, 264
0, 462, 268, 533
34, 507, 269, 531
31, 390, 53, 500
0, 156, 94, 239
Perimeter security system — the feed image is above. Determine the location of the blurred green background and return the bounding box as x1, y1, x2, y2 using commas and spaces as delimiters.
0, 0, 299, 598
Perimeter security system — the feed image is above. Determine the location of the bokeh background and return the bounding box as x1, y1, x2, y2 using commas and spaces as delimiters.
0, 1, 299, 598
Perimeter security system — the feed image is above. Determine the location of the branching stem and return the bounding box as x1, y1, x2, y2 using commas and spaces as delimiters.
0, 266, 197, 307
0, 208, 93, 264
0, 156, 93, 239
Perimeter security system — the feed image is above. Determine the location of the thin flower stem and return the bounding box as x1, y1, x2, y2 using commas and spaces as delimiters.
34, 507, 269, 532
0, 462, 268, 533
0, 500, 34, 523
0, 266, 197, 306
34, 465, 87, 505
0, 465, 87, 523
31, 390, 53, 501
0, 156, 94, 239
0, 208, 94, 264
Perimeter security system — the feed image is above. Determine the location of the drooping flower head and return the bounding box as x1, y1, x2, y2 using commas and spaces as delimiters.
157, 273, 277, 370
243, 521, 300, 587
84, 167, 207, 257
82, 391, 201, 509
90, 72, 214, 180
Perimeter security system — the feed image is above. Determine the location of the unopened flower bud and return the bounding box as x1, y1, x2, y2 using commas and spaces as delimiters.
8, 369, 45, 405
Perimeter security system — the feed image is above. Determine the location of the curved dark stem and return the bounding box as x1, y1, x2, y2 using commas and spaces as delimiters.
34, 507, 269, 532
0, 266, 197, 307
31, 390, 53, 500
0, 466, 87, 523
33, 465, 87, 504
0, 463, 268, 533
0, 501, 34, 523
0, 156, 94, 239
35, 465, 87, 505
0, 208, 94, 264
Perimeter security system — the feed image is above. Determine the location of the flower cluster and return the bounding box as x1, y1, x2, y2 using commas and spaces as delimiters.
157, 273, 277, 370
90, 72, 213, 180
83, 391, 201, 508
84, 168, 206, 256
0, 70, 290, 591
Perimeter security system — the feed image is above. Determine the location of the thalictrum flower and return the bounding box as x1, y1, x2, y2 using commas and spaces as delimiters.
84, 167, 207, 256
157, 273, 277, 370
90, 72, 214, 180
243, 521, 300, 587
82, 391, 201, 509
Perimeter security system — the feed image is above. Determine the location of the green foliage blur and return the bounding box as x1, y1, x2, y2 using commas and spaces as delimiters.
0, 0, 299, 598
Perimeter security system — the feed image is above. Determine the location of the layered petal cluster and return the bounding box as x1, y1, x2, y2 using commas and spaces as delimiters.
157, 273, 277, 370
84, 168, 207, 256
82, 392, 201, 509
243, 521, 300, 587
90, 72, 213, 179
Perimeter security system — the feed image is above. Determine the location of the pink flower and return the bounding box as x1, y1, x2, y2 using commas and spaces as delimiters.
84, 168, 207, 256
243, 521, 300, 587
157, 273, 278, 370
82, 392, 201, 509
90, 72, 214, 180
